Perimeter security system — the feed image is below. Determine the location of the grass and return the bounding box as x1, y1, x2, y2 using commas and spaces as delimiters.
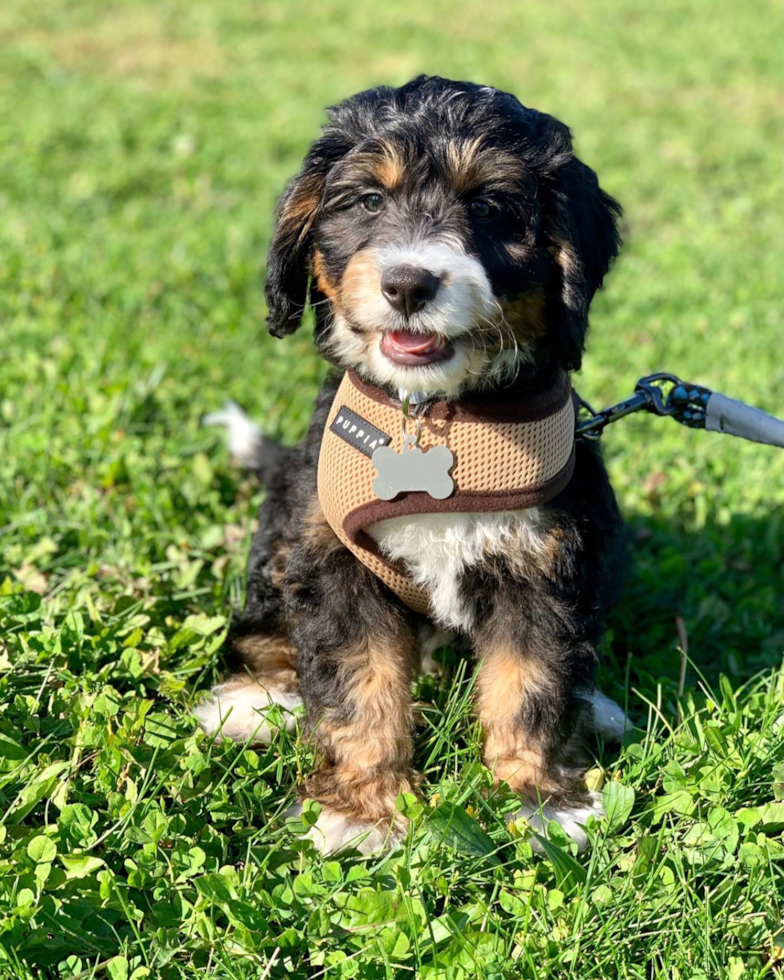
0, 0, 782, 976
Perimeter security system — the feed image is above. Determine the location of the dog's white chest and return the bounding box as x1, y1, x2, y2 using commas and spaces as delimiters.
368, 509, 550, 632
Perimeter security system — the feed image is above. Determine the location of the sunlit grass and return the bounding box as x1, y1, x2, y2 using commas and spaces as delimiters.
0, 0, 781, 976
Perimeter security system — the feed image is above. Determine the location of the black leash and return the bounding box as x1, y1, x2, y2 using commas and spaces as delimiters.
576, 373, 784, 448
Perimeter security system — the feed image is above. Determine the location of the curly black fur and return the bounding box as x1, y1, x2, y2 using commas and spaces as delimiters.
215, 76, 626, 840
266, 75, 621, 374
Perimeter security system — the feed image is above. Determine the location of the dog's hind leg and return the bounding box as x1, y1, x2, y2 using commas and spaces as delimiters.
195, 517, 305, 743
194, 629, 302, 745
198, 384, 344, 745
195, 421, 305, 743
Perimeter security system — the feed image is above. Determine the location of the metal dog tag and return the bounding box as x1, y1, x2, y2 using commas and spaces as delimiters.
371, 436, 455, 501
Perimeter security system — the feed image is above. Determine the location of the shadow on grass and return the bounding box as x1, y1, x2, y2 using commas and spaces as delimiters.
604, 508, 783, 703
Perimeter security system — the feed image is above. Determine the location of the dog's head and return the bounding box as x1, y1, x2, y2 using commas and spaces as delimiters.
265, 75, 621, 397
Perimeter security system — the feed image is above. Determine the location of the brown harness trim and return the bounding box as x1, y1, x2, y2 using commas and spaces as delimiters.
344, 446, 576, 549
344, 446, 576, 596
348, 369, 572, 423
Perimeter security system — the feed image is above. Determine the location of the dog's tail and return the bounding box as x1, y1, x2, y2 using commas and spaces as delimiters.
202, 401, 288, 487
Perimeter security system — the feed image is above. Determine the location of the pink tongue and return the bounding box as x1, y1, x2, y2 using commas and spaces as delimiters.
387, 330, 440, 353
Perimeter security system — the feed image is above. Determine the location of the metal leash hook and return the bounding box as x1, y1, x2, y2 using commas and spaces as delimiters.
575, 385, 655, 440
636, 373, 712, 428
577, 373, 784, 448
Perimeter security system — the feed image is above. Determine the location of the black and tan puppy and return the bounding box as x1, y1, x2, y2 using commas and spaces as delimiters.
198, 75, 628, 854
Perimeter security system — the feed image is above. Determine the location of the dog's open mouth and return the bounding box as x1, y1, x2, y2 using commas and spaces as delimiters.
380, 329, 455, 366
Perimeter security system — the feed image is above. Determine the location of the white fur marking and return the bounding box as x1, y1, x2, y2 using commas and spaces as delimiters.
327, 237, 530, 398
514, 790, 604, 854
377, 239, 496, 343
419, 627, 457, 675
590, 689, 629, 740
289, 803, 406, 856
194, 682, 302, 744
369, 509, 551, 631
203, 401, 263, 468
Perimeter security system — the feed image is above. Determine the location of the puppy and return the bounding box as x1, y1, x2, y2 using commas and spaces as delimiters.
198, 75, 627, 855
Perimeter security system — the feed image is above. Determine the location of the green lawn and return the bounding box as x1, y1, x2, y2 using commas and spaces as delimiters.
1, 0, 782, 977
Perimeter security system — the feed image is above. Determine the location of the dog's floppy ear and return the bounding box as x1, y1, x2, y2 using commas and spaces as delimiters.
543, 150, 622, 370
265, 87, 398, 336
264, 160, 327, 339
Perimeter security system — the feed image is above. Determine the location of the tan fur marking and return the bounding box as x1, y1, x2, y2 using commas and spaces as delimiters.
268, 537, 292, 592
476, 646, 566, 797
313, 249, 339, 302
233, 633, 298, 693
477, 646, 552, 737
302, 496, 341, 555
372, 141, 406, 190
338, 248, 382, 319
337, 141, 407, 191
444, 139, 522, 194
278, 173, 325, 245
499, 291, 548, 342
444, 137, 484, 192
550, 237, 580, 277
305, 632, 418, 823
491, 516, 562, 582
537, 525, 566, 571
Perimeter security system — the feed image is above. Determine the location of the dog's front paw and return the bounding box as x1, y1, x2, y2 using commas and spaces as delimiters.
513, 790, 604, 854
290, 803, 407, 856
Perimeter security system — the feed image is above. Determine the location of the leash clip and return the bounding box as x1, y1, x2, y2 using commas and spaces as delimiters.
635, 373, 712, 428
576, 373, 714, 439
575, 389, 651, 439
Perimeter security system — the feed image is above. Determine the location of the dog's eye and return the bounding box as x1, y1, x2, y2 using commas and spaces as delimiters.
361, 193, 385, 214
468, 199, 494, 219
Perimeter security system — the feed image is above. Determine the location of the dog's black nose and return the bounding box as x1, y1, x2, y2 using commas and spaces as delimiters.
381, 265, 440, 317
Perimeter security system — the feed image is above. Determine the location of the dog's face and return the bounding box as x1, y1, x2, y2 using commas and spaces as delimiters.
265, 76, 621, 397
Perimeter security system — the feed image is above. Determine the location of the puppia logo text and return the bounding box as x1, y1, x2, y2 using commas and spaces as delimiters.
330, 407, 391, 458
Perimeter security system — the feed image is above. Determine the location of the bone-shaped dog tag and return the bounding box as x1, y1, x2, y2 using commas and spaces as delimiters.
371, 436, 455, 501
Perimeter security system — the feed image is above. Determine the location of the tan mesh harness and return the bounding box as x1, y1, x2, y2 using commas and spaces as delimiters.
318, 370, 576, 614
